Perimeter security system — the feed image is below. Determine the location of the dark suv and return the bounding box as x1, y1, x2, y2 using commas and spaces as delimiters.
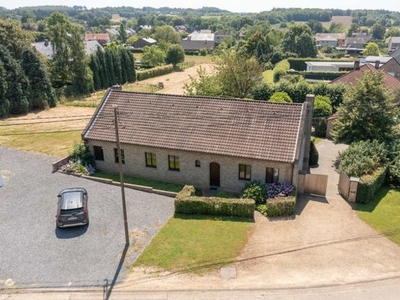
56, 187, 89, 228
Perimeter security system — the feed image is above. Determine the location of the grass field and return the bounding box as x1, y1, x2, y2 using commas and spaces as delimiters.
355, 187, 400, 246
131, 214, 252, 272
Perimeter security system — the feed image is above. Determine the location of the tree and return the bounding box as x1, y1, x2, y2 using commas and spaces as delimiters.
313, 95, 332, 117
0, 18, 34, 59
243, 30, 274, 64
153, 25, 181, 44
118, 23, 128, 44
371, 22, 385, 40
281, 24, 317, 58
0, 45, 30, 116
20, 46, 57, 109
331, 71, 399, 144
46, 12, 93, 95
165, 44, 185, 68
363, 42, 380, 56
269, 91, 292, 103
142, 45, 166, 67
213, 49, 262, 98
307, 20, 325, 33
184, 66, 222, 97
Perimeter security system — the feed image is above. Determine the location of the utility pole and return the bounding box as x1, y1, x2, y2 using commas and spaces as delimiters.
113, 106, 130, 246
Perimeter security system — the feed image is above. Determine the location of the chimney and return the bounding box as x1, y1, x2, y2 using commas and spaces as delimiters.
354, 60, 360, 70
375, 60, 380, 69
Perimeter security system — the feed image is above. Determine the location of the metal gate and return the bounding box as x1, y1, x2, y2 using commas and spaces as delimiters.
304, 173, 328, 196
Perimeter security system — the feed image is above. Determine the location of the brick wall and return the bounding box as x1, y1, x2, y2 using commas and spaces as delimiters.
87, 140, 296, 193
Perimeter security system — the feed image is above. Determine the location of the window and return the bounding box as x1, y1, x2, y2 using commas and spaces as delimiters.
239, 164, 251, 180
195, 159, 201, 167
168, 155, 180, 171
93, 146, 104, 161
145, 152, 157, 167
266, 167, 279, 183
114, 148, 125, 164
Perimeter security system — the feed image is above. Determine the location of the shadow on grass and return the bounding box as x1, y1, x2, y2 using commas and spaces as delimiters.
352, 185, 390, 213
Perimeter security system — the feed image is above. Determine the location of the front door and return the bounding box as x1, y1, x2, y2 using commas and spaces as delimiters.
209, 162, 220, 187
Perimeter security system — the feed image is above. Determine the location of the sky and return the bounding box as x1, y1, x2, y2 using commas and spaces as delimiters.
2, 0, 400, 13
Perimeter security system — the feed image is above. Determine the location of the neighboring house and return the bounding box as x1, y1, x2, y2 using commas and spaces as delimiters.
132, 37, 157, 48
361, 56, 392, 68
85, 33, 111, 45
174, 25, 187, 34
305, 61, 355, 72
345, 35, 372, 49
391, 47, 400, 62
380, 57, 400, 78
105, 28, 119, 37
82, 90, 315, 193
31, 40, 102, 59
388, 36, 400, 52
180, 39, 215, 52
315, 33, 346, 47
330, 61, 400, 89
186, 30, 215, 42
214, 30, 230, 44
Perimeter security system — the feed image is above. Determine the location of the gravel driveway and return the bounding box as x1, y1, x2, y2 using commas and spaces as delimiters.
0, 146, 174, 289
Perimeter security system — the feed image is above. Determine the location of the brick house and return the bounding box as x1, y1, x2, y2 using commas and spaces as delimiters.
82, 90, 314, 193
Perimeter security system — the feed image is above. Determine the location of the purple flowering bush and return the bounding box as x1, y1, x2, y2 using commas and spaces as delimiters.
266, 182, 295, 198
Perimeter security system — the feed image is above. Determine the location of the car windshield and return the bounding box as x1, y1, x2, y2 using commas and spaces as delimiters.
60, 191, 83, 210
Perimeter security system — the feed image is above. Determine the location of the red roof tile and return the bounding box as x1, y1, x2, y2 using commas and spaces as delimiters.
330, 64, 400, 89
82, 91, 306, 163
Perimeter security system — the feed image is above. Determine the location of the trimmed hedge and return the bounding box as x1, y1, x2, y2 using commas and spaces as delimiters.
175, 186, 255, 218
266, 196, 296, 217
136, 65, 174, 81
356, 166, 388, 204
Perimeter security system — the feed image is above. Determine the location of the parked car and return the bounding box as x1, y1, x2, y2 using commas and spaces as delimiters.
56, 187, 89, 228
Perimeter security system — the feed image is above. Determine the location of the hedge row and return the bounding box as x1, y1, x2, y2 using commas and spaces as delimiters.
356, 166, 388, 204
174, 186, 254, 218
136, 65, 174, 81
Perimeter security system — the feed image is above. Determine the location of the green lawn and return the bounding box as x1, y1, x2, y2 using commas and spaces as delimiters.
355, 186, 400, 245
131, 214, 252, 272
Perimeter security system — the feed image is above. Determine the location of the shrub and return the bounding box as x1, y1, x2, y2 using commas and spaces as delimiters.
241, 180, 267, 204
338, 140, 388, 177
273, 68, 287, 82
314, 119, 327, 138
266, 182, 295, 198
269, 91, 292, 103
266, 197, 296, 217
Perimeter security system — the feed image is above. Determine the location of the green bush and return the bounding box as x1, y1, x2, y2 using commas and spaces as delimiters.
356, 166, 388, 204
175, 196, 255, 218
273, 68, 287, 82
314, 119, 327, 138
338, 140, 388, 177
269, 91, 293, 103
136, 65, 174, 81
265, 197, 296, 217
241, 180, 267, 205
69, 142, 95, 167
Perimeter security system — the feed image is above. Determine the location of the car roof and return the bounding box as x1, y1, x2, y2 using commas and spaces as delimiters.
59, 188, 87, 210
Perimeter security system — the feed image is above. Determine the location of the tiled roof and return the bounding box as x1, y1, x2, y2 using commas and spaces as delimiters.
330, 64, 400, 89
82, 91, 305, 163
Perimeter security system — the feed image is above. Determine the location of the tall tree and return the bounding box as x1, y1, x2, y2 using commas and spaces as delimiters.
331, 71, 399, 144
46, 12, 93, 95
213, 49, 262, 98
0, 17, 34, 59
153, 25, 181, 44
118, 23, 128, 44
0, 45, 29, 116
21, 46, 57, 109
281, 24, 317, 58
